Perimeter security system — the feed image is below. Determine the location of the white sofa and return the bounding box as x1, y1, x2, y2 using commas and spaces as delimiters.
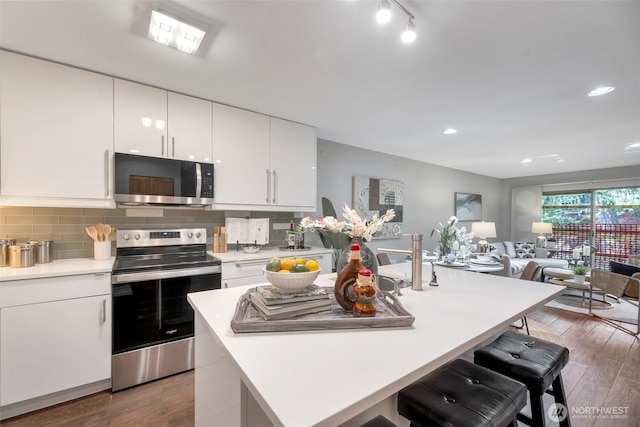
488, 241, 568, 279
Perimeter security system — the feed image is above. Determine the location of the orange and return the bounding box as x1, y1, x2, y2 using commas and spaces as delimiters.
304, 259, 320, 271
280, 258, 296, 271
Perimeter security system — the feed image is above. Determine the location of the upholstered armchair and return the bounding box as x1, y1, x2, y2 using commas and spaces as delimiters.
588, 268, 640, 336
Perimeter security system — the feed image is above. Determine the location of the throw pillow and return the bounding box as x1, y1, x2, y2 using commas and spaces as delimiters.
504, 241, 517, 258
491, 242, 506, 254
515, 241, 535, 258
610, 261, 640, 299
610, 260, 640, 277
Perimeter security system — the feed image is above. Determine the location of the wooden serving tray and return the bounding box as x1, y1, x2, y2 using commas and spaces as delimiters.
230, 288, 415, 333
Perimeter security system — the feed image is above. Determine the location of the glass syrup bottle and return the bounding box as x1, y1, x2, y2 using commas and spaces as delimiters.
334, 243, 364, 311
353, 268, 377, 317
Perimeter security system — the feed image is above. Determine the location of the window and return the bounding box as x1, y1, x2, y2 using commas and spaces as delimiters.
542, 188, 640, 269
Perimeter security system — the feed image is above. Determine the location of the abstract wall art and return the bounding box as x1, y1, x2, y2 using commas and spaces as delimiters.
454, 192, 482, 221
352, 176, 403, 239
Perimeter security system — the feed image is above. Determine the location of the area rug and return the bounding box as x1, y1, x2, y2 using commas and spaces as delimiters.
510, 319, 573, 351
545, 290, 639, 326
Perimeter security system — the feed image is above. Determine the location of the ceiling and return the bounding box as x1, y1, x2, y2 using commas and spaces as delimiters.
1, 0, 638, 179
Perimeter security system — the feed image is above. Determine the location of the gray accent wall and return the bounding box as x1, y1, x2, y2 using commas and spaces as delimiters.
312, 139, 504, 256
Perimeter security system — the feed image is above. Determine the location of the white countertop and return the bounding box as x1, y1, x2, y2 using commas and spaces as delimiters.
188, 262, 566, 427
0, 258, 115, 281
209, 246, 332, 263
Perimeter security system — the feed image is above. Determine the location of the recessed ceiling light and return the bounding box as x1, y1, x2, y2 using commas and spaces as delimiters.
624, 142, 640, 153
148, 10, 206, 54
587, 86, 615, 97
443, 128, 458, 135
521, 158, 533, 165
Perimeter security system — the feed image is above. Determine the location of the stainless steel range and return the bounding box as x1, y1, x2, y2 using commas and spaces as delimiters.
111, 227, 221, 391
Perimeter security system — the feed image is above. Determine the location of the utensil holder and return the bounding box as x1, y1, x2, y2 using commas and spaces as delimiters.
94, 241, 111, 261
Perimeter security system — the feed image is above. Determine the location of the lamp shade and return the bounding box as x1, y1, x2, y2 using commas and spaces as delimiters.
531, 222, 553, 234
471, 222, 496, 238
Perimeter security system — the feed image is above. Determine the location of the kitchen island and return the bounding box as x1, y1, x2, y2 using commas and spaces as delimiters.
187, 262, 565, 427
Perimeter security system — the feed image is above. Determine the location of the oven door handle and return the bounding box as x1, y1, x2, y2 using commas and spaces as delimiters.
111, 265, 222, 283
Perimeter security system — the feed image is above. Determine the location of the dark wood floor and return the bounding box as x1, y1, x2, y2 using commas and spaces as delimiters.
3, 305, 640, 427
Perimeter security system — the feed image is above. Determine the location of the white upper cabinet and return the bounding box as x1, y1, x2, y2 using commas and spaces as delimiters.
114, 79, 213, 162
212, 103, 271, 205
212, 104, 317, 211
269, 117, 317, 208
0, 51, 114, 206
114, 79, 168, 158
167, 92, 213, 163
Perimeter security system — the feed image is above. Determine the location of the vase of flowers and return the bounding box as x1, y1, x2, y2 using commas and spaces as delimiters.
431, 216, 474, 261
300, 203, 396, 275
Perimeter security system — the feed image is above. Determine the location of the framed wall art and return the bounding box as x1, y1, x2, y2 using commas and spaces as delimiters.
454, 192, 482, 221
352, 176, 403, 239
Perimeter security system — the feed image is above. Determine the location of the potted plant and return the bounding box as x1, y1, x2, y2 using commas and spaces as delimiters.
572, 265, 589, 284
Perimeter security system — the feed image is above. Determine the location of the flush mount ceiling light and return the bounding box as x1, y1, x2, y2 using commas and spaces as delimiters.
443, 128, 458, 135
587, 86, 615, 97
375, 0, 416, 43
148, 10, 206, 54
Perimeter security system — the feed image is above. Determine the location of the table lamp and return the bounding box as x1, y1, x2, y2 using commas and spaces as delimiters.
531, 222, 553, 248
471, 221, 496, 254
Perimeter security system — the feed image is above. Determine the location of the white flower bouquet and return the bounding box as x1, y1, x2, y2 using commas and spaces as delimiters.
300, 203, 396, 242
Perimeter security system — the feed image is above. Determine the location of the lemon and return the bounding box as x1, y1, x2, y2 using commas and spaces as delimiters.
294, 257, 306, 265
304, 259, 319, 271
280, 258, 296, 271
277, 269, 291, 274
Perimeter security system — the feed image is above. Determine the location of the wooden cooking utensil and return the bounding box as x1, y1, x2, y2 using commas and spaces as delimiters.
104, 224, 113, 241
85, 226, 98, 242
96, 223, 105, 242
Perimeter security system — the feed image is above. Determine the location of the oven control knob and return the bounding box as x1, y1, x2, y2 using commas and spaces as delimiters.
134, 233, 141, 240
123, 233, 130, 240
196, 232, 201, 238
188, 232, 193, 238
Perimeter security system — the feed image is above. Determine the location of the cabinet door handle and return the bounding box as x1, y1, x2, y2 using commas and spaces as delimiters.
224, 282, 229, 289
235, 259, 270, 267
161, 135, 165, 156
272, 170, 277, 204
266, 169, 271, 203
104, 149, 110, 197
101, 298, 107, 324
172, 137, 175, 157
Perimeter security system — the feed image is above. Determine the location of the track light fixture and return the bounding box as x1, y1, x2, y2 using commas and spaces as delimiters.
376, 0, 416, 43
376, 0, 392, 24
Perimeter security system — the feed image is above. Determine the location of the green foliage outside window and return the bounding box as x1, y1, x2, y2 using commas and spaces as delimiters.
542, 188, 640, 225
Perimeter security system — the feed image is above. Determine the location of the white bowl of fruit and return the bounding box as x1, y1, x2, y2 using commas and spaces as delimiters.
263, 257, 321, 293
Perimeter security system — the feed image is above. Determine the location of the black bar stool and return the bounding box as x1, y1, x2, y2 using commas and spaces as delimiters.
397, 358, 527, 427
474, 330, 571, 427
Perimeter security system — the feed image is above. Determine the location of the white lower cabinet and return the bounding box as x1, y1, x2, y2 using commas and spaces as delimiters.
0, 273, 111, 415
221, 249, 333, 288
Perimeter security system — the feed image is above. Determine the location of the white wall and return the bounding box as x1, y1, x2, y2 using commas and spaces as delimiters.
310, 139, 504, 255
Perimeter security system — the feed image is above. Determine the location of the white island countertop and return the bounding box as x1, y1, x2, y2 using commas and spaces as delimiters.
188, 262, 566, 427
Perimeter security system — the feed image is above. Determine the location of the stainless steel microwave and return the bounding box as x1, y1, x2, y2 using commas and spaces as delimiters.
114, 153, 214, 207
